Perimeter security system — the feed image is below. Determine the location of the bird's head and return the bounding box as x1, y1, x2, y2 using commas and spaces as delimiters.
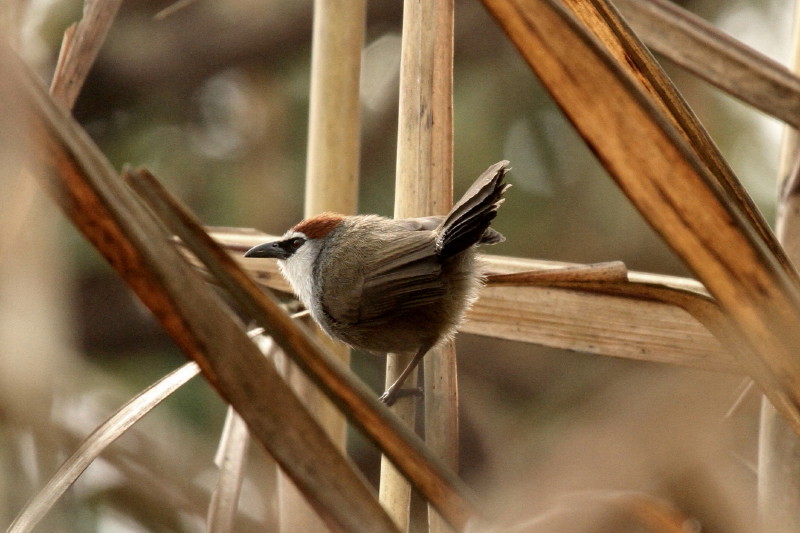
244, 212, 345, 261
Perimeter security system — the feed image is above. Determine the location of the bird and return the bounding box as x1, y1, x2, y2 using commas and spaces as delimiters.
244, 160, 510, 405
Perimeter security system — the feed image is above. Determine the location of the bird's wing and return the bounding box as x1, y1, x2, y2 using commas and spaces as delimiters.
394, 216, 444, 232
321, 232, 444, 326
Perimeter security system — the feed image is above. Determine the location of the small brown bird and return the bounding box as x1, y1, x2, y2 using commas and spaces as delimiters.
245, 161, 510, 405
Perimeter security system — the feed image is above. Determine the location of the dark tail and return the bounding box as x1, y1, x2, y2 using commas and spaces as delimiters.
435, 160, 510, 259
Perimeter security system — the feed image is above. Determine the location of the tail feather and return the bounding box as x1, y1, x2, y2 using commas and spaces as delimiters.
435, 161, 510, 259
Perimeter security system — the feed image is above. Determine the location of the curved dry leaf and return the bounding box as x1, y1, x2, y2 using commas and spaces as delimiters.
475, 491, 697, 533
476, 256, 738, 372
12, 50, 401, 533
8, 362, 200, 533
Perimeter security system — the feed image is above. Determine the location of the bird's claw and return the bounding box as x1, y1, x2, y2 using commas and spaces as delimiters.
379, 386, 424, 406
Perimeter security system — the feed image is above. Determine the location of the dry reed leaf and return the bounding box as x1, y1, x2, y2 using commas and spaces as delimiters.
481, 0, 800, 437
494, 491, 699, 533
7, 362, 200, 533
478, 256, 739, 372
615, 0, 800, 128
207, 405, 251, 532
11, 50, 401, 533
50, 0, 122, 108
153, 0, 199, 20
758, 7, 800, 529
559, 0, 790, 274
485, 261, 628, 284
205, 330, 275, 532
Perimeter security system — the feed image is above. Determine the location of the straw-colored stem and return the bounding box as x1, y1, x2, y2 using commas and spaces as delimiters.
304, 0, 364, 217
279, 1, 365, 531
380, 0, 427, 526
422, 3, 456, 533
424, 342, 457, 533
379, 355, 420, 532
758, 3, 800, 530
380, 0, 455, 529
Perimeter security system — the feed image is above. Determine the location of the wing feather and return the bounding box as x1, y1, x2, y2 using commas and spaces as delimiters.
320, 229, 443, 326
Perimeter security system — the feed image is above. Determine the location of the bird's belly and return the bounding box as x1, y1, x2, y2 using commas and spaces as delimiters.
316, 252, 483, 354
327, 313, 441, 354
319, 292, 469, 355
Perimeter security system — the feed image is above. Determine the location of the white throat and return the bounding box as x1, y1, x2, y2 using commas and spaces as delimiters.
279, 238, 323, 316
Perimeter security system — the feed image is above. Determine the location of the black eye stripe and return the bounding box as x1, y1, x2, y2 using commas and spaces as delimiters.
286, 237, 305, 250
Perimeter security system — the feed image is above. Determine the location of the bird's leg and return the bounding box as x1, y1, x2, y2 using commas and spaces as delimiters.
379, 346, 429, 406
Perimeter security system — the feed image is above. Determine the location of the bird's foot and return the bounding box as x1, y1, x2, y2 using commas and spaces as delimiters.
379, 386, 423, 406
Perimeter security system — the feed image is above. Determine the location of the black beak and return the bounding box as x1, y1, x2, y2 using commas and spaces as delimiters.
244, 240, 292, 260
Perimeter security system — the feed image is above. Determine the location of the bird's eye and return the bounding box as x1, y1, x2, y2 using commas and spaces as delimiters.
288, 237, 305, 250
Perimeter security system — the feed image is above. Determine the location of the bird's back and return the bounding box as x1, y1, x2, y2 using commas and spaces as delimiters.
312, 216, 473, 353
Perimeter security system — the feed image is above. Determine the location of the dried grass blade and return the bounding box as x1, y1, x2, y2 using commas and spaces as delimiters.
10, 50, 400, 533
560, 0, 794, 278
486, 261, 628, 284
482, 0, 800, 434
615, 0, 800, 128
570, 491, 697, 533
758, 3, 800, 528
51, 0, 122, 108
501, 490, 696, 532
154, 0, 198, 20
8, 362, 200, 533
206, 332, 273, 533
125, 168, 484, 531
207, 405, 251, 533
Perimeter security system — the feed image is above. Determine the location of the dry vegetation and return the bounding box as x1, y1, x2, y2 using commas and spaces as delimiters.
2, 0, 800, 532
